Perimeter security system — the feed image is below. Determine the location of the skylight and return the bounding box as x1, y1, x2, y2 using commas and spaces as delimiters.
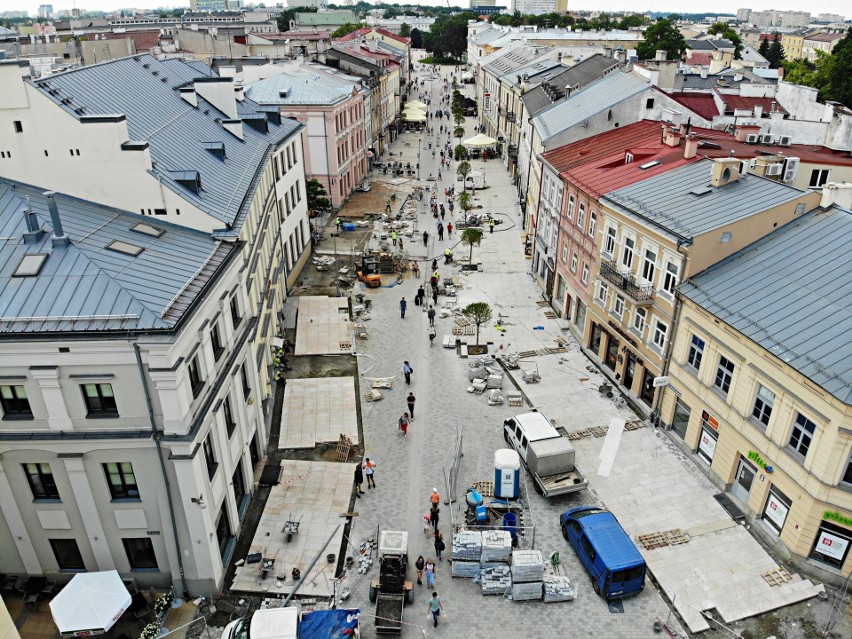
131, 223, 165, 238
639, 160, 661, 170
14, 254, 49, 277
106, 240, 144, 256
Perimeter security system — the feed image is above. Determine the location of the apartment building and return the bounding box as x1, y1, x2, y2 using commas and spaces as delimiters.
802, 32, 845, 61
660, 188, 852, 581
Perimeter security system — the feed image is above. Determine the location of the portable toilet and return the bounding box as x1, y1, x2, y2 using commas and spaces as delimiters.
494, 449, 520, 499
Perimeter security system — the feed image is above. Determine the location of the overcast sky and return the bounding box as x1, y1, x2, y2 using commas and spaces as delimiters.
15, 2, 849, 20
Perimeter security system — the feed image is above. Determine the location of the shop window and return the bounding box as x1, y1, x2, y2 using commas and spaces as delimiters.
788, 412, 816, 459
687, 335, 705, 371
640, 368, 655, 405
751, 384, 775, 428
809, 520, 852, 569
123, 538, 158, 570
590, 323, 603, 354
50, 539, 86, 571
671, 398, 691, 440
762, 487, 791, 535
714, 356, 735, 397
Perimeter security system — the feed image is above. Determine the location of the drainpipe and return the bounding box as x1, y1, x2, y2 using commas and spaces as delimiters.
134, 343, 190, 599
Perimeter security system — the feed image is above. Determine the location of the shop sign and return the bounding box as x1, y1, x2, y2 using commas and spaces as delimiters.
747, 450, 774, 473
701, 409, 719, 430
814, 530, 849, 561
764, 493, 789, 529
823, 510, 852, 527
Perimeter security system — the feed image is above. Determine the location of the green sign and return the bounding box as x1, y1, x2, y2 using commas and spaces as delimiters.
823, 511, 852, 527
747, 450, 773, 472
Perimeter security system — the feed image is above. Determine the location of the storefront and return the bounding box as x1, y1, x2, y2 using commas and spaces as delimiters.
762, 485, 792, 536
697, 409, 720, 466
810, 514, 852, 570
671, 397, 691, 440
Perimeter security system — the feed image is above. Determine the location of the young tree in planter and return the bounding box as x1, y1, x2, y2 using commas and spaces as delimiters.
463, 302, 492, 346
458, 191, 473, 223
454, 144, 468, 161
456, 161, 472, 190
454, 110, 465, 128
461, 227, 483, 265
307, 178, 331, 213
454, 126, 465, 142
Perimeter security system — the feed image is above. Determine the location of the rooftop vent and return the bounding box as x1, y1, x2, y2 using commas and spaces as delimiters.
45, 191, 70, 248
169, 170, 203, 195
202, 142, 226, 160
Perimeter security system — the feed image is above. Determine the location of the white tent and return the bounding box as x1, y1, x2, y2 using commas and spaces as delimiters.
50, 571, 131, 637
404, 100, 427, 110
463, 133, 497, 148
402, 111, 426, 122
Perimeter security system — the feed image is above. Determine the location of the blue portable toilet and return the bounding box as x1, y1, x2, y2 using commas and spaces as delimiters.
494, 449, 520, 499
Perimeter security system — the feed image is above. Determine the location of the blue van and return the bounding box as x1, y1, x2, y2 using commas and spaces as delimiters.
560, 506, 646, 599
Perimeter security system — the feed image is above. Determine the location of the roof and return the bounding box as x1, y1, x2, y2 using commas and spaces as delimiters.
0, 180, 237, 335
602, 158, 808, 238
245, 66, 355, 106
254, 31, 330, 41
31, 55, 300, 230
804, 32, 845, 42
679, 206, 852, 404
483, 46, 549, 76
521, 54, 621, 115
294, 11, 357, 26
718, 94, 786, 115
531, 70, 649, 144
687, 39, 716, 50
335, 26, 410, 45
685, 52, 713, 65
666, 92, 720, 120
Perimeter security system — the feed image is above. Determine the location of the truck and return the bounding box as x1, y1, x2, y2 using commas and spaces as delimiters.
464, 170, 487, 190
503, 411, 588, 497
368, 531, 413, 635
222, 607, 360, 639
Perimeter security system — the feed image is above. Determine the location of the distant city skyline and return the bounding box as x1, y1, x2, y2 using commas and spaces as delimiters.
9, 1, 849, 21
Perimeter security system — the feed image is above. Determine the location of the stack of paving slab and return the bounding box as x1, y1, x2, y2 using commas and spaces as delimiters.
511, 550, 544, 601
451, 530, 482, 577
480, 530, 512, 566
542, 575, 575, 602
480, 565, 512, 595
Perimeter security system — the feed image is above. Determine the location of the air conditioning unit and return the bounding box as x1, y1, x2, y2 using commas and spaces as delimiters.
766, 163, 783, 177
778, 135, 791, 146
746, 134, 759, 143
782, 157, 800, 183
758, 134, 774, 144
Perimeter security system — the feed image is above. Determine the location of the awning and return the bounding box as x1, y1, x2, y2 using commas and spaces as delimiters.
463, 133, 497, 148
50, 571, 131, 637
404, 100, 427, 110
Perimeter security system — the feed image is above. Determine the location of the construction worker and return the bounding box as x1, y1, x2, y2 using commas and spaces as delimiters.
391, 230, 398, 246
444, 247, 452, 264
489, 217, 495, 233
386, 198, 392, 213
336, 216, 341, 231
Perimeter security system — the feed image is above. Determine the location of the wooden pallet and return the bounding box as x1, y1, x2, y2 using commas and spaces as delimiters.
339, 341, 352, 351
624, 420, 646, 431
543, 311, 557, 319
471, 480, 494, 497
762, 567, 793, 586
335, 434, 354, 462
507, 393, 523, 407
637, 529, 691, 550
536, 300, 549, 307
452, 324, 476, 336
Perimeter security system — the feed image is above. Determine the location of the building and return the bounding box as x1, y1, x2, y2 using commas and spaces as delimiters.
246, 63, 369, 209
287, 0, 328, 7
0, 182, 257, 595
660, 186, 852, 582
291, 10, 357, 32
802, 32, 845, 61
37, 5, 53, 19
780, 30, 810, 60
513, 0, 562, 15
333, 26, 411, 86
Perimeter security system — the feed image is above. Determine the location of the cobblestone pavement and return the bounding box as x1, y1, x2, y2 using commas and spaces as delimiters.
339, 58, 687, 639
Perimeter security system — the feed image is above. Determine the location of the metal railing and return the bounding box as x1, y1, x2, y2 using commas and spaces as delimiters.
599, 259, 654, 304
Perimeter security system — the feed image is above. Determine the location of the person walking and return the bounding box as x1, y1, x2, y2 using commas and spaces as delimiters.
427, 592, 444, 628
423, 514, 431, 538
364, 458, 376, 488
437, 222, 444, 241
428, 325, 436, 346
407, 391, 416, 417
398, 412, 410, 437
430, 488, 441, 507
431, 287, 438, 306
429, 503, 440, 530
422, 230, 429, 247
415, 556, 425, 586
353, 464, 365, 498
402, 361, 413, 385
425, 559, 436, 588
447, 222, 453, 237
434, 531, 445, 561
416, 285, 425, 306
427, 306, 436, 326
399, 297, 407, 319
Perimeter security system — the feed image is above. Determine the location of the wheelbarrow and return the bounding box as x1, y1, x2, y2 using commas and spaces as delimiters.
283, 515, 302, 542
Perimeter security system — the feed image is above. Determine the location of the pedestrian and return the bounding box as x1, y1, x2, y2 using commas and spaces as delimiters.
430, 488, 441, 507
386, 198, 391, 213
416, 285, 425, 306
447, 222, 453, 237
430, 503, 440, 530
415, 556, 425, 585
407, 391, 416, 417
428, 325, 436, 346
437, 223, 444, 241
434, 530, 445, 560
439, 203, 445, 217
412, 260, 420, 278
353, 464, 365, 498
336, 216, 341, 231
423, 514, 431, 538
490, 218, 495, 233
402, 361, 413, 385
398, 412, 410, 437
391, 230, 398, 246
425, 559, 436, 588
427, 305, 436, 326
449, 201, 454, 213
400, 297, 407, 319
364, 458, 376, 488
432, 287, 438, 306
422, 230, 429, 247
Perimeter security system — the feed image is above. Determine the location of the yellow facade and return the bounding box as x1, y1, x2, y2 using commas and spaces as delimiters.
661, 299, 852, 578
781, 33, 805, 60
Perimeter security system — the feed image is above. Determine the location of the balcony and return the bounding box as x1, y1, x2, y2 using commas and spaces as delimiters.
507, 145, 519, 157
599, 260, 654, 305
506, 112, 516, 123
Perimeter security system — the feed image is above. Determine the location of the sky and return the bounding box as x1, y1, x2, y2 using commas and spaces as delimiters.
13, 1, 849, 20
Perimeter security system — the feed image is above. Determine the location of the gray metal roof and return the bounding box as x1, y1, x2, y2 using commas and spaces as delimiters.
31, 54, 301, 229
531, 69, 648, 143
483, 46, 550, 76
0, 180, 237, 335
679, 206, 852, 405
246, 66, 355, 106
521, 54, 620, 115
602, 159, 808, 238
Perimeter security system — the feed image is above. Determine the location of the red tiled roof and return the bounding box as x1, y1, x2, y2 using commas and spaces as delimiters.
805, 32, 844, 42
684, 52, 713, 65
665, 92, 720, 121
373, 27, 411, 44
718, 94, 786, 115
334, 27, 371, 42
102, 29, 161, 50
335, 26, 410, 45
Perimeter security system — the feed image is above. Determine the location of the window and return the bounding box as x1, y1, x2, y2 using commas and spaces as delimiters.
589, 211, 597, 237
187, 356, 204, 398
81, 383, 117, 417
788, 413, 816, 458
581, 263, 589, 284
652, 320, 668, 350
809, 169, 829, 188
841, 454, 852, 486
223, 395, 237, 438
641, 248, 657, 284
752, 385, 775, 427
596, 282, 609, 305
211, 324, 224, 361
1, 384, 32, 418
661, 261, 679, 296
580, 535, 597, 562
603, 227, 616, 256
240, 362, 251, 401
621, 237, 635, 270
613, 295, 625, 319
103, 462, 139, 500
567, 195, 575, 220
50, 539, 85, 571
687, 335, 705, 370
23, 463, 60, 500
645, 98, 655, 109
14, 121, 23, 133
230, 296, 242, 328
561, 243, 568, 263
714, 356, 735, 396
203, 433, 218, 480
577, 203, 586, 227
632, 308, 646, 333
123, 538, 158, 570
570, 253, 578, 273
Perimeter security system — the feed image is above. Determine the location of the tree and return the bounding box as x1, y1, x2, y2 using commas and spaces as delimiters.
454, 126, 465, 141
427, 13, 476, 60
617, 14, 647, 30
828, 28, 852, 108
708, 22, 743, 59
767, 33, 785, 69
758, 36, 770, 60
410, 28, 423, 49
456, 161, 472, 190
399, 22, 411, 38
637, 19, 688, 61
461, 228, 484, 269
306, 179, 330, 212
454, 144, 469, 161
275, 6, 317, 33
331, 23, 366, 38
463, 302, 492, 346
458, 191, 473, 224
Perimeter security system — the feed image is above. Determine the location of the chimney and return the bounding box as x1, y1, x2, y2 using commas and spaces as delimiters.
221, 119, 244, 139
179, 86, 198, 107
684, 133, 698, 159
655, 50, 667, 61
616, 49, 627, 65
194, 77, 238, 119
45, 191, 70, 247
754, 105, 763, 119
820, 182, 852, 209
22, 197, 46, 244
368, 39, 377, 53
663, 126, 682, 147
710, 157, 741, 187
